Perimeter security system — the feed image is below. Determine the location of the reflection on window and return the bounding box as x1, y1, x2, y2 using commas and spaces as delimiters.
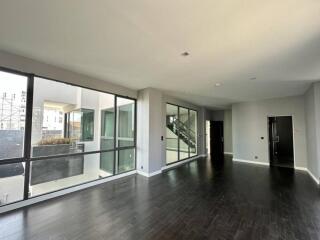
66, 108, 94, 142
0, 72, 137, 205
27, 76, 136, 198
117, 97, 135, 147
117, 148, 135, 173
189, 110, 197, 157
166, 104, 178, 163
0, 71, 27, 160
100, 151, 114, 174
166, 104, 198, 164
30, 153, 110, 197
101, 107, 114, 150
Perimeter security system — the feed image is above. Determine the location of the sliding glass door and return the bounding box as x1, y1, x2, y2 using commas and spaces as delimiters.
166, 103, 198, 164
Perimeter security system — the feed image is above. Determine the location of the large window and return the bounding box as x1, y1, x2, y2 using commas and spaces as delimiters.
166, 103, 198, 164
0, 70, 28, 205
0, 69, 136, 206
0, 71, 27, 160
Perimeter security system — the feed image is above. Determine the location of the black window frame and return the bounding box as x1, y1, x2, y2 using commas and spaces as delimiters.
166, 103, 198, 165
0, 66, 137, 207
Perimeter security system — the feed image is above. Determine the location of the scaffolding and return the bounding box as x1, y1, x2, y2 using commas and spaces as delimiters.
0, 91, 26, 130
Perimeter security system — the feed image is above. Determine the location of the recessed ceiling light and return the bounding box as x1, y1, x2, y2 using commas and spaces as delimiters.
215, 83, 221, 87
181, 52, 190, 56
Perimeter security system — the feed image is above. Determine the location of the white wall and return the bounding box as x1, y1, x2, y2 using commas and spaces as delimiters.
137, 88, 206, 175
224, 110, 233, 153
232, 96, 307, 168
137, 88, 164, 174
304, 83, 320, 181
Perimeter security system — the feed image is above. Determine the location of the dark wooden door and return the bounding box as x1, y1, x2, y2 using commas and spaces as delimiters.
268, 116, 294, 168
210, 121, 224, 161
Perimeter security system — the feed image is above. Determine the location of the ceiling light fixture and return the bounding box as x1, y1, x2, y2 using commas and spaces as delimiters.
215, 83, 221, 87
181, 52, 190, 56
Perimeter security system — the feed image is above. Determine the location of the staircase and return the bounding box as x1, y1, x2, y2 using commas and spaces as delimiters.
167, 117, 196, 149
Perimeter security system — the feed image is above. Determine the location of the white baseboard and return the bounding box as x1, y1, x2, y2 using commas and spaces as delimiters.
137, 170, 162, 178
295, 167, 319, 185
232, 160, 319, 185
232, 158, 269, 166
0, 170, 137, 214
294, 166, 307, 171
138, 154, 206, 177
162, 155, 203, 171
306, 169, 320, 185
224, 152, 233, 155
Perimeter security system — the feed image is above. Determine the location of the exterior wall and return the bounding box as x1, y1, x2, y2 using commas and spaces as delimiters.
232, 96, 307, 168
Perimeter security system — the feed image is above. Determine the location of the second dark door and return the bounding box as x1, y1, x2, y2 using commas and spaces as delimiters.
210, 121, 224, 161
268, 116, 294, 168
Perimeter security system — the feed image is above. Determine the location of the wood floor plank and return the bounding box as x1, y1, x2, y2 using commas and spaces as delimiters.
0, 156, 320, 240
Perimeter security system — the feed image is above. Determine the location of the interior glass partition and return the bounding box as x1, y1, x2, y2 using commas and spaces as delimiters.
189, 110, 197, 157
117, 97, 135, 147
0, 68, 137, 205
166, 104, 179, 164
179, 107, 189, 160
116, 97, 135, 172
166, 103, 198, 164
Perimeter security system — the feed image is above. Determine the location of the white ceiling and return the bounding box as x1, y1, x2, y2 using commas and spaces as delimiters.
1, 0, 320, 109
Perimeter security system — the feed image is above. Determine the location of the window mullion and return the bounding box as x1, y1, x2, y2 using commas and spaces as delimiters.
23, 74, 34, 200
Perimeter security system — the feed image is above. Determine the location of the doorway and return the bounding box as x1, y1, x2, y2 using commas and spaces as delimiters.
268, 116, 294, 168
210, 121, 224, 161
206, 120, 211, 155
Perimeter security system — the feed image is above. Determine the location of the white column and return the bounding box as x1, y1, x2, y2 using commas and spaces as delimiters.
137, 88, 163, 176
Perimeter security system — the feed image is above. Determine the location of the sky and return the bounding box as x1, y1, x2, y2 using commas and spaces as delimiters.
0, 71, 27, 94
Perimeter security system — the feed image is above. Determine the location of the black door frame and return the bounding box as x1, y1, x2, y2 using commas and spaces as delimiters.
267, 115, 295, 168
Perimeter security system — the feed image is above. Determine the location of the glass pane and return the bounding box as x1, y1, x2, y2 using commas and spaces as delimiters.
67, 109, 81, 140
29, 153, 113, 196
100, 95, 115, 150
31, 77, 115, 156
179, 107, 189, 160
166, 104, 178, 164
117, 97, 135, 147
0, 162, 25, 205
190, 110, 197, 157
0, 71, 27, 160
117, 148, 135, 173
100, 151, 114, 175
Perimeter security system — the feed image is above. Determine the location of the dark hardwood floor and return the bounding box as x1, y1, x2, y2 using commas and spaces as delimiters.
1, 156, 320, 240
